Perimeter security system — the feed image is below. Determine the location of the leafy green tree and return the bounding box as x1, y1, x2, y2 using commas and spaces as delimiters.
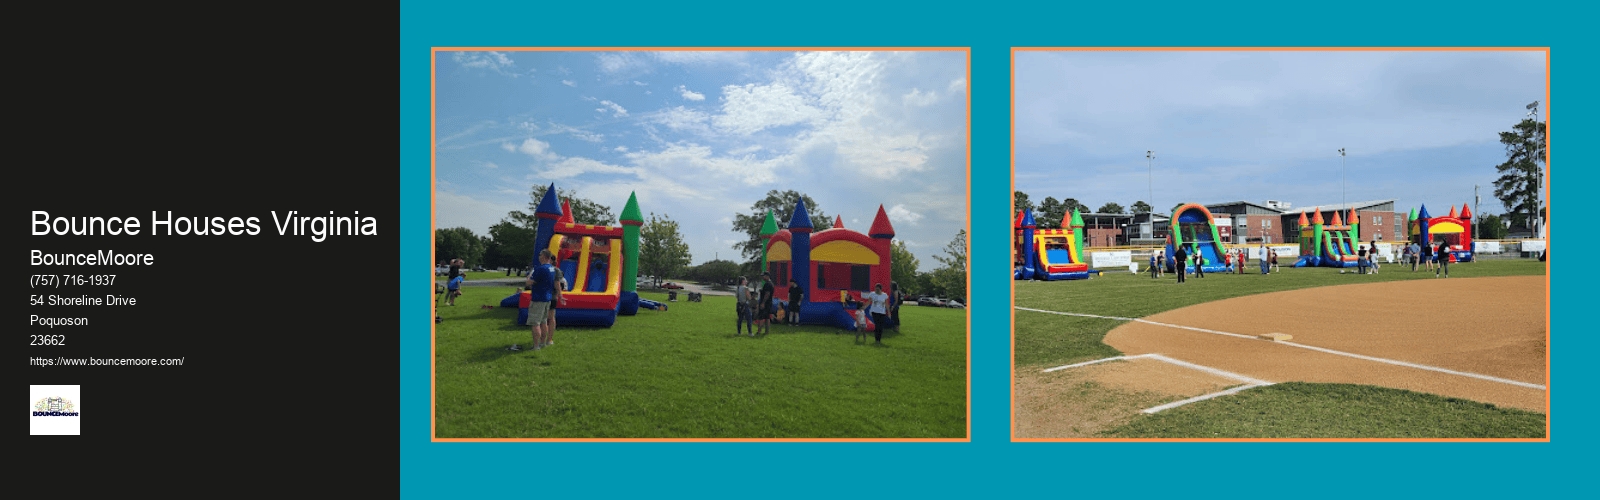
1014, 191, 1034, 216
693, 259, 741, 285
435, 227, 484, 267
930, 229, 967, 303
1493, 106, 1545, 235
889, 240, 920, 291
1062, 198, 1083, 217
1097, 202, 1125, 214
1037, 197, 1066, 229
1131, 201, 1152, 214
1477, 213, 1508, 240
640, 212, 692, 281
486, 221, 536, 269
731, 190, 831, 262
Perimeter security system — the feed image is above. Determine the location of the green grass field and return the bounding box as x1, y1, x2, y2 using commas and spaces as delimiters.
1015, 258, 1547, 438
1104, 382, 1547, 438
435, 288, 967, 438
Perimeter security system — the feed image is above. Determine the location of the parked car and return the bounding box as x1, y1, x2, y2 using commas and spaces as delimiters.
471, 265, 486, 272
435, 266, 449, 276
945, 300, 965, 309
661, 282, 685, 289
917, 297, 946, 307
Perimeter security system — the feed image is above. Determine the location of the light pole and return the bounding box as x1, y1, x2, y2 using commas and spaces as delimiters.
1145, 150, 1155, 235
1527, 101, 1543, 238
1338, 148, 1346, 211
1145, 151, 1155, 212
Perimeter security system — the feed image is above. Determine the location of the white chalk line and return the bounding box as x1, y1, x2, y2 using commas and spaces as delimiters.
1143, 383, 1273, 414
1041, 353, 1274, 413
1018, 306, 1547, 391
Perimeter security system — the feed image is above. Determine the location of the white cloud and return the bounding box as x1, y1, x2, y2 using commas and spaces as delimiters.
479, 161, 499, 169
613, 146, 629, 153
948, 77, 967, 93
727, 144, 763, 156
633, 80, 649, 86
596, 53, 642, 74
903, 88, 938, 107
539, 157, 634, 179
549, 123, 604, 143
626, 143, 779, 185
652, 106, 710, 132
435, 190, 523, 237
517, 121, 541, 132
676, 85, 705, 101
451, 51, 517, 77
888, 204, 924, 225
561, 80, 576, 87
652, 51, 747, 65
597, 100, 628, 117
507, 138, 561, 161
714, 82, 823, 134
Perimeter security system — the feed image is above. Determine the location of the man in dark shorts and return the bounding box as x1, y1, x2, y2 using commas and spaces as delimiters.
1173, 245, 1188, 284
786, 282, 803, 325
757, 272, 775, 335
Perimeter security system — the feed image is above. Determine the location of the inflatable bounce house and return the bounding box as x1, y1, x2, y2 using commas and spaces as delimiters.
499, 184, 665, 327
1292, 208, 1362, 268
1166, 203, 1232, 274
760, 199, 897, 332
1407, 203, 1475, 263
1013, 208, 1092, 280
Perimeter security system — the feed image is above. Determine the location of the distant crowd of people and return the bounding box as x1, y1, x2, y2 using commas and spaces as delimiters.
735, 274, 903, 344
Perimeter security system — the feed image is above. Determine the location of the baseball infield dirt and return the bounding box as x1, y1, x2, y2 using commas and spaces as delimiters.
1102, 275, 1547, 411
1015, 358, 1245, 438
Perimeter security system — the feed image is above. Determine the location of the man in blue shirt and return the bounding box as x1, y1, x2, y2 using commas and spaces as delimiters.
522, 249, 561, 351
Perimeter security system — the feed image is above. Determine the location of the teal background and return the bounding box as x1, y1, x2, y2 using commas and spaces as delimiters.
402, 1, 1592, 496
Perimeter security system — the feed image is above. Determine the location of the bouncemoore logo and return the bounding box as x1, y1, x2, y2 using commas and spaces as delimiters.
33, 397, 79, 417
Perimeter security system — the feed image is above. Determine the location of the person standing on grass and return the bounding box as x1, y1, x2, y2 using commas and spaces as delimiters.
1193, 250, 1206, 278
1358, 244, 1369, 274
1436, 240, 1451, 278
1420, 239, 1434, 272
735, 276, 752, 336
787, 281, 804, 326
867, 283, 891, 344
545, 264, 565, 346
756, 272, 776, 336
1369, 240, 1381, 274
1174, 245, 1188, 284
890, 281, 903, 333
521, 249, 560, 351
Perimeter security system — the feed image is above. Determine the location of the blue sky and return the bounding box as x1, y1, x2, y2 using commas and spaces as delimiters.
1015, 50, 1546, 218
435, 50, 968, 265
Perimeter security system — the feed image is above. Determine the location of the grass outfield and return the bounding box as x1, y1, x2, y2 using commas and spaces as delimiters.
435, 288, 967, 438
1014, 258, 1546, 438
1104, 382, 1547, 438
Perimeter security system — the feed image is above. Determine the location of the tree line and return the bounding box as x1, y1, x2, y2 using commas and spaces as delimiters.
435, 187, 968, 301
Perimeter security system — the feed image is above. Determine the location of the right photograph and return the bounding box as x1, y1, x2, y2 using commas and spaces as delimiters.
1011, 48, 1549, 440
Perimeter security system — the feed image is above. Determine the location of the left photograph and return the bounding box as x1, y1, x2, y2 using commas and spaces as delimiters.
431, 49, 970, 440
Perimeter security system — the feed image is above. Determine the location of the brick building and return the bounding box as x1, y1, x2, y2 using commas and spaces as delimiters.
1199, 199, 1407, 244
